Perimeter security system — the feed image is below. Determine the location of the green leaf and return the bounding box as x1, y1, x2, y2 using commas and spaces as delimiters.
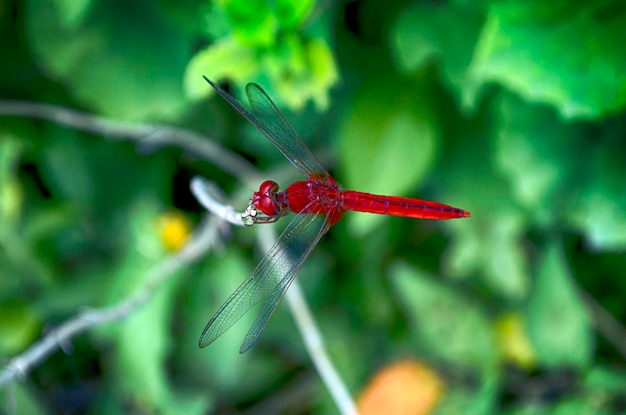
435, 372, 499, 415
184, 250, 256, 388
390, 262, 498, 373
158, 0, 222, 38
184, 37, 258, 100
275, 0, 314, 29
263, 34, 309, 95
585, 366, 626, 394
26, 0, 191, 120
569, 142, 626, 251
263, 36, 339, 111
526, 242, 593, 367
307, 38, 339, 108
223, 0, 277, 47
549, 398, 610, 415
465, 2, 626, 119
390, 1, 484, 92
0, 135, 23, 225
37, 128, 97, 203
338, 79, 438, 235
109, 273, 211, 415
114, 285, 175, 408
447, 212, 531, 301
0, 300, 40, 354
438, 130, 530, 300
55, 0, 93, 28
36, 125, 175, 216
94, 202, 210, 414
492, 93, 583, 221
571, 190, 626, 252
186, 35, 338, 112
12, 384, 48, 415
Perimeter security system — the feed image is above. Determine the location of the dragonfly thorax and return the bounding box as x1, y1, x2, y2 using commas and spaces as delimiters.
285, 178, 342, 216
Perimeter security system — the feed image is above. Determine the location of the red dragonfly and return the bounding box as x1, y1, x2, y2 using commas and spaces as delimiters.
199, 76, 470, 353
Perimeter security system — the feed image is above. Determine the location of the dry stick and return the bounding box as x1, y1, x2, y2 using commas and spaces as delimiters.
191, 177, 359, 415
583, 290, 626, 360
0, 216, 220, 387
263, 228, 359, 415
0, 100, 259, 181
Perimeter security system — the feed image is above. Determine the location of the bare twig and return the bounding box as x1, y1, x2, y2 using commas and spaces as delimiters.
191, 177, 245, 226
261, 225, 359, 415
0, 100, 259, 180
583, 290, 626, 360
0, 216, 221, 387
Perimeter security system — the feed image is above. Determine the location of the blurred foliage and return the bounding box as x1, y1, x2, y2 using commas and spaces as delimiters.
1, 0, 626, 414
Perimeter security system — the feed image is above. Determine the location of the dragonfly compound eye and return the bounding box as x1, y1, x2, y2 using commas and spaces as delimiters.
258, 180, 279, 196
253, 181, 281, 216
255, 194, 279, 216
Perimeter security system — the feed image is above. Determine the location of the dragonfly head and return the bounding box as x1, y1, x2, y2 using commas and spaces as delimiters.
254, 180, 282, 216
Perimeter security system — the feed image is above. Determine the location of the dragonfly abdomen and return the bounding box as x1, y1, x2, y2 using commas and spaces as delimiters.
340, 191, 470, 220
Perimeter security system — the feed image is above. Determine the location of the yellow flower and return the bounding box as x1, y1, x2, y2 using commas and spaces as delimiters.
158, 211, 192, 252
495, 312, 537, 369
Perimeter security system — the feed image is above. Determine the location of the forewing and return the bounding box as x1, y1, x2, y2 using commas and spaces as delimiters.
245, 83, 328, 178
202, 77, 327, 178
198, 211, 331, 350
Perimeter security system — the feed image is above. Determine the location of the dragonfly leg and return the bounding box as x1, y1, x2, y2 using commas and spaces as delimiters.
241, 199, 284, 225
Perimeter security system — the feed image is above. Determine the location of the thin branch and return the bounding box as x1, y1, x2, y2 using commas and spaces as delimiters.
190, 179, 359, 415
260, 225, 359, 415
583, 290, 626, 360
0, 100, 259, 180
0, 216, 221, 387
190, 177, 245, 226
289, 285, 358, 414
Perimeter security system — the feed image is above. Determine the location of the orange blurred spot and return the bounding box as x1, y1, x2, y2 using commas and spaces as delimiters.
357, 360, 444, 415
158, 211, 192, 252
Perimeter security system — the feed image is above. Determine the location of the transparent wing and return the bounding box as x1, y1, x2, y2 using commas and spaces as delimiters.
244, 83, 328, 177
198, 211, 331, 351
203, 76, 328, 178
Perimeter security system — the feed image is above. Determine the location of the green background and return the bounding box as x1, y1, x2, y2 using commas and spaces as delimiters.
1, 0, 626, 413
